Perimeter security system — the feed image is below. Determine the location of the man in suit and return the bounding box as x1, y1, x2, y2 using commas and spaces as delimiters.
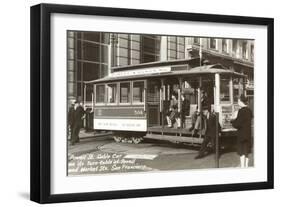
180, 93, 190, 128
71, 101, 85, 145
195, 109, 221, 159
67, 100, 75, 140
189, 90, 210, 136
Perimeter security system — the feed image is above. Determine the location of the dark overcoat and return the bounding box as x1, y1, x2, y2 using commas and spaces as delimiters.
67, 106, 75, 126
73, 106, 85, 127
231, 107, 253, 142
205, 113, 221, 138
182, 98, 190, 116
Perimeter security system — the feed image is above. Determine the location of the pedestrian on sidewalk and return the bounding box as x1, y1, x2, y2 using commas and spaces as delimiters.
231, 94, 253, 168
71, 101, 85, 145
67, 100, 75, 140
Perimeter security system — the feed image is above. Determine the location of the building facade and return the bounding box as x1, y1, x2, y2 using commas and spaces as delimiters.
67, 31, 254, 105
186, 37, 254, 91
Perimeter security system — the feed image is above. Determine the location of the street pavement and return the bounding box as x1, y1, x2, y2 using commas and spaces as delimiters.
67, 131, 253, 175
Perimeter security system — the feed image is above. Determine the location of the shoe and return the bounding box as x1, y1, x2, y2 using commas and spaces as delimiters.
192, 129, 198, 137
189, 126, 194, 132
195, 154, 204, 159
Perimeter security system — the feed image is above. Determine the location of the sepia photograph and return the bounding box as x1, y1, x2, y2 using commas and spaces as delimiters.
30, 3, 273, 203
66, 31, 254, 175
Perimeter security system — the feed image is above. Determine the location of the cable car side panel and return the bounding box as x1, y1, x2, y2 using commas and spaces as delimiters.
93, 106, 147, 132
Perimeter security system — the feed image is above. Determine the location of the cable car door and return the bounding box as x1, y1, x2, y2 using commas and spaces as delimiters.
146, 79, 161, 127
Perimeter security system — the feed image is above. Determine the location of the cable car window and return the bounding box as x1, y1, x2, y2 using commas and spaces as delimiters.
96, 84, 105, 104
147, 80, 160, 103
120, 82, 131, 103
133, 81, 144, 103
85, 84, 94, 102
220, 76, 230, 103
107, 83, 117, 104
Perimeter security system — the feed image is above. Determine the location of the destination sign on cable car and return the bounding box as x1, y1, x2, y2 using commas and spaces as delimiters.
110, 66, 171, 77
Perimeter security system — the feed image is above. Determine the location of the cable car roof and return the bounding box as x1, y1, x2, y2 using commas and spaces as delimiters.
85, 62, 246, 84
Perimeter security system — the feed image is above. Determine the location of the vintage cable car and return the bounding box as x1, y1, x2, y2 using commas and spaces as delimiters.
84, 58, 246, 144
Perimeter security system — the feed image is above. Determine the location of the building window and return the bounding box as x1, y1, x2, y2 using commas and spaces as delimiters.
120, 82, 131, 103
167, 36, 185, 60
250, 44, 254, 62
232, 39, 239, 58
74, 31, 109, 102
68, 49, 74, 60
242, 41, 248, 60
117, 35, 130, 67
133, 81, 144, 103
130, 35, 141, 65
177, 37, 185, 59
110, 33, 118, 67
141, 35, 160, 63
107, 83, 117, 103
193, 37, 200, 44
83, 32, 100, 42
115, 34, 141, 67
82, 62, 100, 81
209, 38, 217, 50
96, 85, 105, 103
222, 39, 229, 53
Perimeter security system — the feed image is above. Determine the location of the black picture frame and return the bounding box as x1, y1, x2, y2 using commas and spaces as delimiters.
30, 3, 274, 204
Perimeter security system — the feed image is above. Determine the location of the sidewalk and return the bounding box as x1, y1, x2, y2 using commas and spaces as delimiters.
68, 129, 112, 156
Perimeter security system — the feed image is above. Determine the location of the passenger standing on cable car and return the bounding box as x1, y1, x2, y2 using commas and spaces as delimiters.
180, 93, 190, 128
166, 92, 180, 128
231, 94, 253, 168
201, 91, 209, 111
189, 90, 209, 135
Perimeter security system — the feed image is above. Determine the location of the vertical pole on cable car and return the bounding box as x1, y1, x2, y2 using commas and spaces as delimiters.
162, 81, 165, 133
83, 83, 87, 129
215, 112, 219, 168
91, 91, 94, 131
160, 79, 164, 130
198, 76, 203, 138
214, 73, 220, 168
83, 83, 86, 105
178, 77, 182, 129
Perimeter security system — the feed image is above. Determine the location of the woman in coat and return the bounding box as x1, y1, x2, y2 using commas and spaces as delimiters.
231, 94, 253, 168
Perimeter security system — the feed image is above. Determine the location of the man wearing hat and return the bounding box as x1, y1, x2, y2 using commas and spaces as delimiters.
67, 100, 76, 140
180, 92, 190, 128
195, 108, 221, 159
189, 90, 210, 136
70, 101, 85, 145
